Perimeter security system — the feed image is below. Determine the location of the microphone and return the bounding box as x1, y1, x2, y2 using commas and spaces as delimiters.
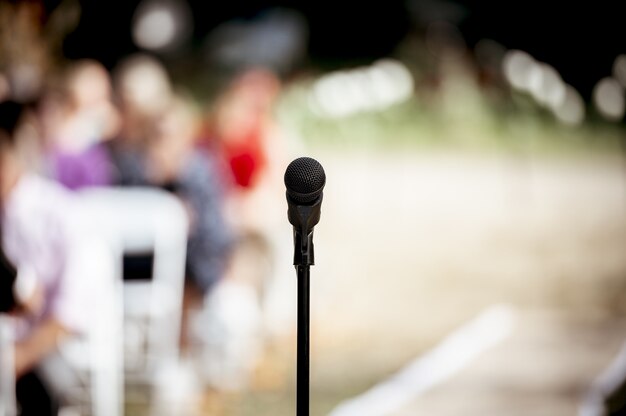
284, 156, 326, 416
284, 157, 326, 267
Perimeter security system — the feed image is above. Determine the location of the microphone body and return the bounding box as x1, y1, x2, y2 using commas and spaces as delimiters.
284, 157, 326, 267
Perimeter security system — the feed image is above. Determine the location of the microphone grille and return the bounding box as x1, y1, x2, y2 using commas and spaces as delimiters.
284, 157, 326, 203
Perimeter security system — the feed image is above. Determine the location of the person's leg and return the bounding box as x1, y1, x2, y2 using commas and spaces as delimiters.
15, 370, 59, 416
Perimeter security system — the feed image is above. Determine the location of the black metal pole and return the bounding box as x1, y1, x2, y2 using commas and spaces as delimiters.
296, 264, 310, 416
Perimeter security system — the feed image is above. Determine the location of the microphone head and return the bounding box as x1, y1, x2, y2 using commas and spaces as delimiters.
284, 157, 326, 204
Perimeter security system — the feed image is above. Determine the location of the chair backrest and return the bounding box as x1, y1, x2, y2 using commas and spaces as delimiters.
78, 187, 189, 377
59, 238, 123, 416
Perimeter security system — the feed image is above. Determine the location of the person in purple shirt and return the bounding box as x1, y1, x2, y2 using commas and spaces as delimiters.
39, 60, 120, 190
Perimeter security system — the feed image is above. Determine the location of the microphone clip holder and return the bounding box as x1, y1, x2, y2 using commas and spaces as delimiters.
287, 194, 322, 267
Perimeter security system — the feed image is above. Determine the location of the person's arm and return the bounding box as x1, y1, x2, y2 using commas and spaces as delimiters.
14, 318, 70, 378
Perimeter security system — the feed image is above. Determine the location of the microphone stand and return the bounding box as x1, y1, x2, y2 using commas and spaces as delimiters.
296, 264, 310, 416
288, 198, 320, 416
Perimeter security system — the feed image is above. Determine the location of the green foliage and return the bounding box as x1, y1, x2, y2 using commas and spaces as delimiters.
276, 78, 625, 158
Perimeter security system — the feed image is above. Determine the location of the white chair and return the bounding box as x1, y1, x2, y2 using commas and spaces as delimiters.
0, 243, 122, 416
78, 187, 189, 415
0, 315, 16, 416
53, 238, 123, 416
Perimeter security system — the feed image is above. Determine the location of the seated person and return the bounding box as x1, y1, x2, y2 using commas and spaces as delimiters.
111, 92, 234, 296
40, 60, 120, 190
1, 100, 102, 415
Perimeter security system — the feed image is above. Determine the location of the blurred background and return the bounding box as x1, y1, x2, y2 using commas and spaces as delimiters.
1, 0, 626, 415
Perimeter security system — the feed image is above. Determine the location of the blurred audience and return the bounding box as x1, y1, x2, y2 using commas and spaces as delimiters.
110, 54, 233, 297
107, 57, 280, 391
1, 42, 293, 402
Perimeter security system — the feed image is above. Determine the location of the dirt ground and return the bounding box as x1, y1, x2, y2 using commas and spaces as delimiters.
222, 147, 626, 416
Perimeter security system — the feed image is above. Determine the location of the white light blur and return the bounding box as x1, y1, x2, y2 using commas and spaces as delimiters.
134, 7, 176, 50
529, 64, 566, 110
376, 59, 414, 101
368, 66, 402, 109
503, 50, 568, 112
132, 0, 192, 52
114, 54, 172, 116
309, 59, 414, 119
553, 85, 585, 126
502, 50, 537, 91
311, 72, 353, 118
341, 70, 370, 114
613, 55, 626, 88
592, 77, 625, 121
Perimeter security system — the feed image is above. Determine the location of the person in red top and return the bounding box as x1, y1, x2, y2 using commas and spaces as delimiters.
194, 67, 297, 389
201, 67, 300, 343
204, 67, 281, 193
